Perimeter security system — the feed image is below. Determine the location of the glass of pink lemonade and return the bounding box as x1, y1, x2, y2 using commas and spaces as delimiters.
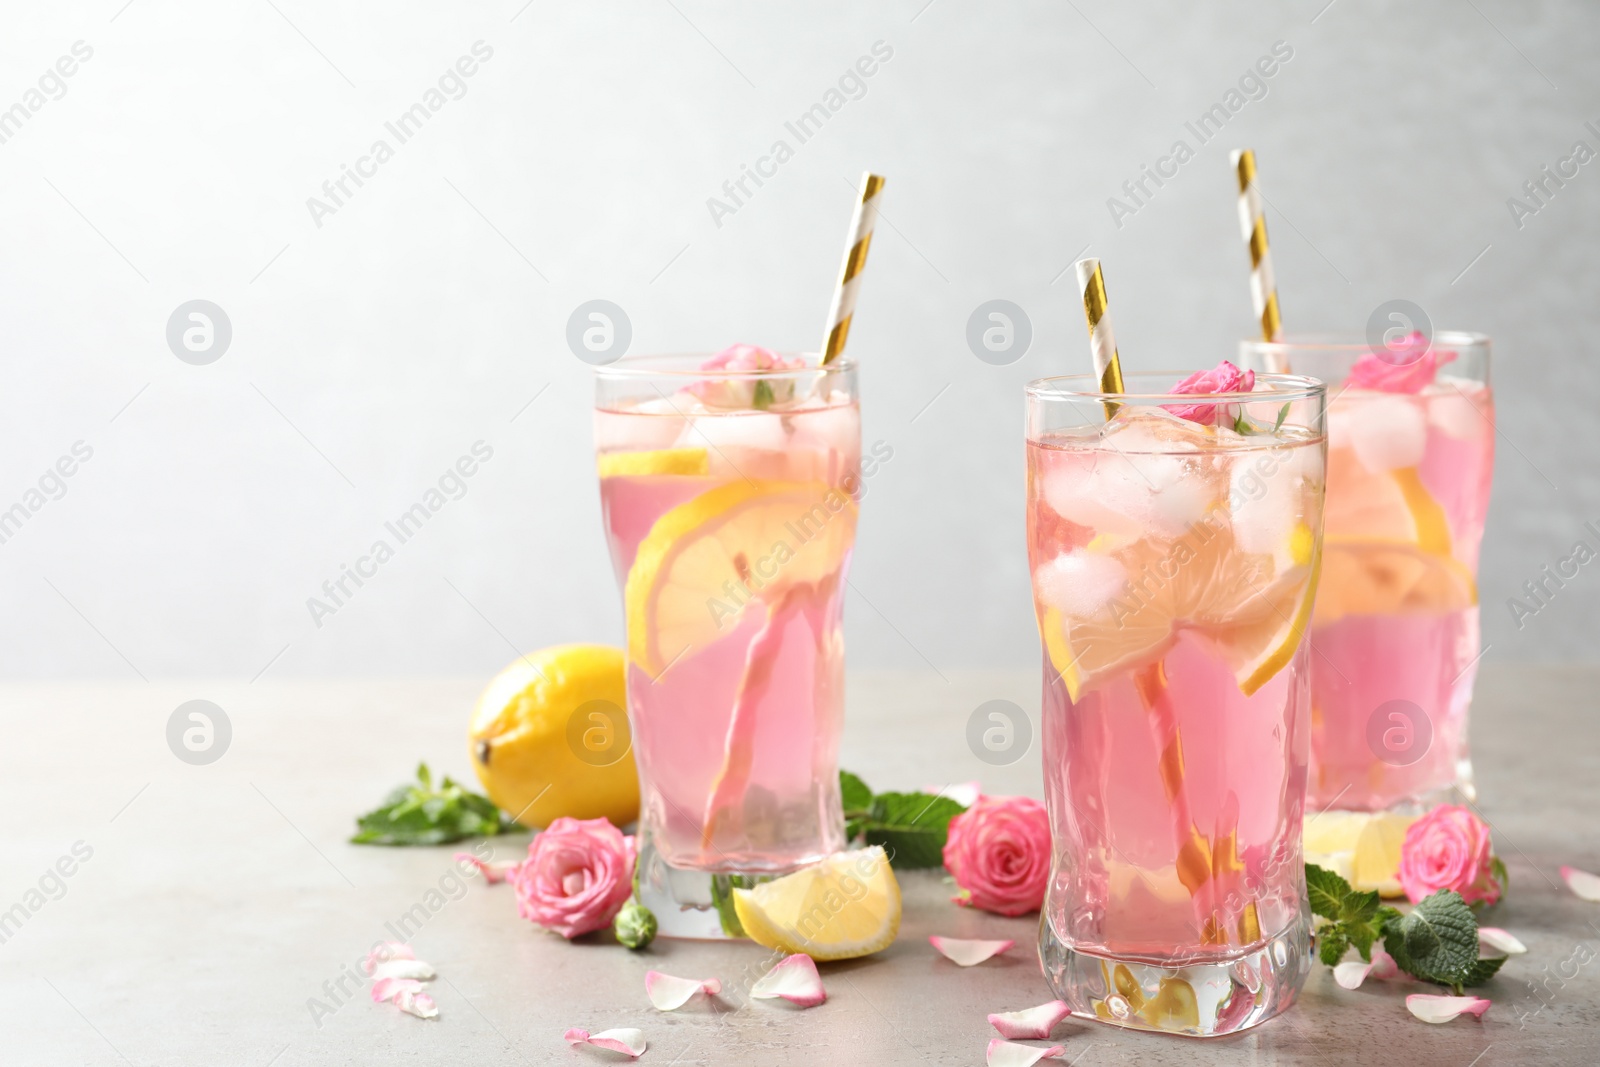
1028, 370, 1326, 1036
594, 349, 861, 937
1240, 334, 1493, 815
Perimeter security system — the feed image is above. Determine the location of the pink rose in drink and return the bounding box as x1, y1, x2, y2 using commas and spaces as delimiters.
942, 795, 1050, 916
511, 817, 636, 937
1397, 804, 1502, 906
1347, 332, 1457, 393
1162, 360, 1255, 425
690, 343, 807, 408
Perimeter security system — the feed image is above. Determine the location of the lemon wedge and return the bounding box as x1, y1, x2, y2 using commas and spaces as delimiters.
732, 847, 901, 960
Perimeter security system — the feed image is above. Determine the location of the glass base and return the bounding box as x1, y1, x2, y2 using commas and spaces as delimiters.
634, 836, 785, 940
1038, 912, 1311, 1037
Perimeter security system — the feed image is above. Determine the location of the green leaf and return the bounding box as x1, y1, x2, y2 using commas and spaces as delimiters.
1491, 855, 1509, 894
752, 379, 775, 409
1233, 411, 1255, 435
1318, 925, 1349, 967
1306, 863, 1353, 921
1340, 888, 1380, 927
1385, 890, 1480, 986
840, 770, 873, 816
1460, 955, 1505, 989
862, 792, 967, 869
1273, 402, 1290, 432
351, 764, 516, 846
1346, 916, 1379, 961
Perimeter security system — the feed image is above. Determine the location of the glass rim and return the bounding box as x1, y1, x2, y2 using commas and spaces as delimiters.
1239, 330, 1490, 356
1025, 370, 1325, 405
592, 352, 856, 380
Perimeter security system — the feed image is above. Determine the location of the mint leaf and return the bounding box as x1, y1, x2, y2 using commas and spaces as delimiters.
1318, 925, 1349, 966
1384, 890, 1479, 987
352, 762, 515, 845
863, 791, 967, 869
1461, 956, 1505, 989
1233, 411, 1255, 435
752, 379, 775, 409
1306, 863, 1353, 921
1273, 402, 1290, 432
1340, 888, 1380, 927
841, 769, 873, 841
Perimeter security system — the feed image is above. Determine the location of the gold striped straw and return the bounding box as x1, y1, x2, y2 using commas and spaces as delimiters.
1230, 149, 1283, 344
820, 171, 886, 364
1073, 257, 1125, 417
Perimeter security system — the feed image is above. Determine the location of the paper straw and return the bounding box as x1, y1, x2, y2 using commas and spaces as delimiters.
1073, 257, 1125, 416
820, 172, 886, 364
1230, 149, 1283, 344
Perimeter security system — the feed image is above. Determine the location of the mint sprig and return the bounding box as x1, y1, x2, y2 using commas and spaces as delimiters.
840, 770, 968, 869
1306, 862, 1503, 994
352, 762, 515, 845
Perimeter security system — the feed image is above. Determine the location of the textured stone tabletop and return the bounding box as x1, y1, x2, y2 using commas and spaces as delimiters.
2, 665, 1596, 1065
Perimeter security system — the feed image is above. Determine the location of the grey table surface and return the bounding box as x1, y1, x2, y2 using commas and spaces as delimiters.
2, 665, 1597, 1066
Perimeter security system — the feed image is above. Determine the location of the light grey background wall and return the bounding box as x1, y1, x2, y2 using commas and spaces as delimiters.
0, 0, 1594, 680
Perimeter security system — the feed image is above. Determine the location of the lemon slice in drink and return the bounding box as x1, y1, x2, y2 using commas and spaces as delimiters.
732, 847, 901, 959
624, 480, 855, 675
597, 447, 709, 478
1039, 519, 1318, 700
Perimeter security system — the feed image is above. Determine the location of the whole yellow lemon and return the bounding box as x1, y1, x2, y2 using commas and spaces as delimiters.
468, 644, 639, 829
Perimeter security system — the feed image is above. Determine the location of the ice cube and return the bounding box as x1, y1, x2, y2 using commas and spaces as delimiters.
1034, 549, 1128, 616
1347, 395, 1427, 471
594, 395, 689, 452
1229, 451, 1298, 561
677, 411, 790, 453
786, 402, 860, 457
1428, 385, 1489, 441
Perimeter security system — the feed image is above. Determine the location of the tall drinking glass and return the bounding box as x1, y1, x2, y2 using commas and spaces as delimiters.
1028, 372, 1326, 1036
1240, 334, 1493, 815
594, 353, 860, 938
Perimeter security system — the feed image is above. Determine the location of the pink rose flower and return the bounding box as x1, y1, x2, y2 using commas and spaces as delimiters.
1398, 804, 1503, 906
1163, 360, 1256, 425
511, 817, 636, 938
942, 795, 1050, 916
1347, 333, 1457, 393
691, 344, 806, 409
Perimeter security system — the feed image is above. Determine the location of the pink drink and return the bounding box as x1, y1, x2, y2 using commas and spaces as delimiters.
594, 353, 861, 936
1242, 335, 1493, 813
1028, 373, 1325, 1036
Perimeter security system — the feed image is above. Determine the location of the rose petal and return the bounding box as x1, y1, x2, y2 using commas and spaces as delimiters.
455, 851, 516, 884
1406, 994, 1491, 1024
372, 958, 437, 981
644, 971, 721, 1011
1478, 927, 1527, 955
1333, 961, 1373, 989
395, 989, 438, 1020
371, 976, 422, 1004
1561, 865, 1600, 902
564, 1027, 647, 1058
988, 1000, 1070, 1040
1370, 947, 1399, 980
749, 954, 826, 1007
930, 936, 1015, 967
986, 1039, 1067, 1067
362, 940, 415, 975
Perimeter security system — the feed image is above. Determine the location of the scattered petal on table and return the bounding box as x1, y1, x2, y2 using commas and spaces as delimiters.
986, 1039, 1066, 1067
749, 954, 826, 1007
564, 1027, 647, 1058
455, 851, 517, 884
1334, 961, 1374, 990
395, 988, 438, 1020
930, 936, 1015, 967
988, 1000, 1070, 1039
372, 958, 437, 981
1478, 927, 1527, 955
1406, 994, 1491, 1024
644, 971, 721, 1011
371, 976, 423, 1004
362, 940, 415, 974
1560, 866, 1600, 902
1369, 948, 1399, 980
